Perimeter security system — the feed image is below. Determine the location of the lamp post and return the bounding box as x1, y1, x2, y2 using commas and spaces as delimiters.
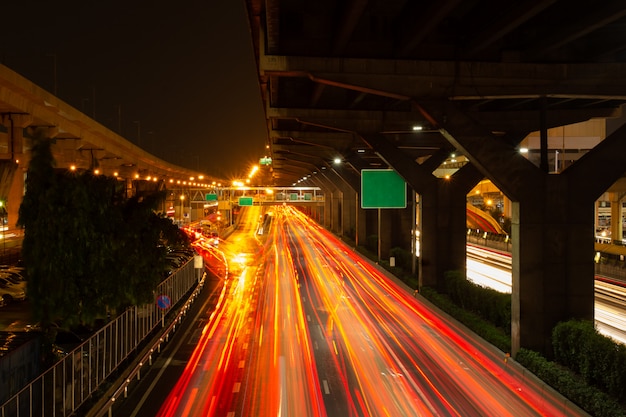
133, 120, 141, 147
0, 201, 5, 261
179, 194, 185, 225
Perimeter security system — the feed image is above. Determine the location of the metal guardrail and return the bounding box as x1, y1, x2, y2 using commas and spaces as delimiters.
467, 229, 626, 280
88, 271, 206, 417
0, 260, 199, 417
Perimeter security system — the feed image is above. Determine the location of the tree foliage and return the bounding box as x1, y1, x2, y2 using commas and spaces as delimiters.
18, 134, 188, 331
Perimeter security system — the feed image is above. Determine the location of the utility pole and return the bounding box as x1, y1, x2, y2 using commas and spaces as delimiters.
46, 53, 57, 96
117, 105, 122, 134
82, 98, 89, 114
133, 120, 141, 147
92, 86, 96, 119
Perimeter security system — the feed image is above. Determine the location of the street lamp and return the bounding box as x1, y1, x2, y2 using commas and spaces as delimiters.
0, 201, 5, 260
179, 194, 185, 225
133, 120, 141, 147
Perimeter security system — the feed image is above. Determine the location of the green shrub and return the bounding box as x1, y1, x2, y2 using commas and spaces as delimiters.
389, 246, 413, 271
552, 320, 626, 403
516, 348, 626, 417
443, 270, 511, 334
365, 234, 378, 253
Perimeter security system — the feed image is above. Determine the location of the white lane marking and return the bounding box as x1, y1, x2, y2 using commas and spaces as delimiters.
322, 379, 330, 394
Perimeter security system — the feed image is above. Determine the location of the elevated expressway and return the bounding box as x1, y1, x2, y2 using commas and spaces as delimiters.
245, 0, 626, 356
0, 64, 219, 231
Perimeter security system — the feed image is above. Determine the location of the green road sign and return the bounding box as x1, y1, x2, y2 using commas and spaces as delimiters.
205, 193, 217, 201
290, 193, 298, 200
239, 197, 253, 206
304, 193, 312, 201
361, 169, 407, 209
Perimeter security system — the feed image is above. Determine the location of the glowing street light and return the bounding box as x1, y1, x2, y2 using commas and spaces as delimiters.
179, 194, 185, 224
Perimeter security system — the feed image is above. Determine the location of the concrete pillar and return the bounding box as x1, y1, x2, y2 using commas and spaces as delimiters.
333, 190, 343, 234
609, 192, 624, 242
355, 194, 367, 247
328, 167, 359, 240
435, 103, 626, 356
360, 133, 481, 290
1, 117, 44, 230
511, 175, 595, 356
341, 188, 356, 238
6, 165, 23, 229
419, 178, 469, 290
323, 191, 332, 229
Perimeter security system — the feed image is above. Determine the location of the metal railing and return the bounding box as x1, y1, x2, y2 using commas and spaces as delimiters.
0, 260, 198, 417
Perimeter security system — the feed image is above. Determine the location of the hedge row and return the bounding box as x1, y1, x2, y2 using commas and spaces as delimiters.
552, 320, 626, 404
516, 348, 626, 417
442, 270, 511, 334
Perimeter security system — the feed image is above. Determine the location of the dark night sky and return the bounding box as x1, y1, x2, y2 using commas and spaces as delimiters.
0, 0, 268, 180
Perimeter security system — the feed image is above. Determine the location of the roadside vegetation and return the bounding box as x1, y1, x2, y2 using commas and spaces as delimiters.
18, 133, 189, 363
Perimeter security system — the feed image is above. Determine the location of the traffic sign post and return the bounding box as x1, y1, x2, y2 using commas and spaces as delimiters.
361, 169, 407, 209
156, 294, 171, 328
156, 294, 171, 309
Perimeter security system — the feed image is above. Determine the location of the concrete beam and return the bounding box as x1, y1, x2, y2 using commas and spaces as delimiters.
260, 54, 626, 98
267, 106, 428, 134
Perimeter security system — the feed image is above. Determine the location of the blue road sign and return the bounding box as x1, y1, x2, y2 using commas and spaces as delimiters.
156, 294, 171, 310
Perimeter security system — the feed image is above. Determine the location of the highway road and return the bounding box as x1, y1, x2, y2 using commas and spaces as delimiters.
113, 205, 585, 416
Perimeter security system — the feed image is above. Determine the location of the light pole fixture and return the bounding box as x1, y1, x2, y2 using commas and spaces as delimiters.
179, 194, 185, 224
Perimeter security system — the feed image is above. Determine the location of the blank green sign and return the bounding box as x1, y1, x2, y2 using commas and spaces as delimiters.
239, 197, 253, 206
361, 169, 406, 209
205, 193, 217, 201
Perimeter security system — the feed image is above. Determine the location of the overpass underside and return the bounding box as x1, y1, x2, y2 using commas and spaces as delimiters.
245, 0, 626, 356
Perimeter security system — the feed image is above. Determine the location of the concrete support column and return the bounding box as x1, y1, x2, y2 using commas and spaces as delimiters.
125, 178, 135, 198
328, 163, 362, 244
1, 114, 34, 163
310, 178, 327, 226
360, 133, 480, 290
609, 192, 624, 243
419, 179, 468, 290
326, 190, 339, 233
341, 188, 356, 238
511, 175, 595, 356
332, 190, 343, 234
318, 172, 341, 234
323, 192, 332, 229
355, 194, 367, 247
5, 164, 21, 230
4, 119, 45, 230
503, 194, 512, 222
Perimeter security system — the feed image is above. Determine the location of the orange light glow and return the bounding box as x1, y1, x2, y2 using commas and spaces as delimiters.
156, 205, 573, 417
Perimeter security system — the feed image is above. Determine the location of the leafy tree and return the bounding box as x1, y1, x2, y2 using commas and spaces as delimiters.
109, 192, 170, 310
18, 134, 189, 343
18, 134, 61, 330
